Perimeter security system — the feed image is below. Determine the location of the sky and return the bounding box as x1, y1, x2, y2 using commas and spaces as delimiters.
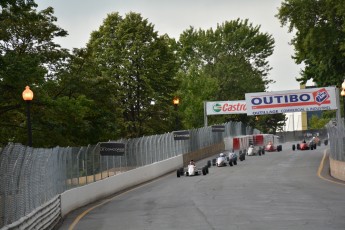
36, 0, 306, 93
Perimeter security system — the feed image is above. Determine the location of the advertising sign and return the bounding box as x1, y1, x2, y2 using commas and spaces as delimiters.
206, 100, 247, 115
173, 130, 190, 140
245, 87, 337, 115
99, 142, 125, 156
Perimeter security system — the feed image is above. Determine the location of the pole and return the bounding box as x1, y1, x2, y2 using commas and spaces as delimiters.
335, 88, 341, 125
26, 100, 32, 147
204, 101, 208, 127
174, 104, 178, 130
343, 96, 345, 123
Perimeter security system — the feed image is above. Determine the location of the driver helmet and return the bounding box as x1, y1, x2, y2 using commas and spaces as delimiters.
220, 153, 225, 157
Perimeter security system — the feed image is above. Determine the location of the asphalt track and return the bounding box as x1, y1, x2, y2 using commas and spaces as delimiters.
58, 143, 345, 230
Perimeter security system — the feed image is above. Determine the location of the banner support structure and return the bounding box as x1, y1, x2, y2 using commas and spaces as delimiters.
204, 101, 208, 127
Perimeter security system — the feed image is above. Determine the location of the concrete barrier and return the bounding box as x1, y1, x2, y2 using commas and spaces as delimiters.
60, 155, 183, 217
329, 156, 345, 181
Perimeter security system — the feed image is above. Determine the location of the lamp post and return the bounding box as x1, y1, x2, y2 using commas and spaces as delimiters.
341, 80, 345, 122
173, 97, 180, 130
22, 86, 33, 147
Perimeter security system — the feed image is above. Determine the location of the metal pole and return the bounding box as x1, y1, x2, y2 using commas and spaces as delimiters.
343, 96, 345, 123
174, 104, 178, 130
204, 101, 208, 127
26, 101, 32, 147
335, 88, 341, 125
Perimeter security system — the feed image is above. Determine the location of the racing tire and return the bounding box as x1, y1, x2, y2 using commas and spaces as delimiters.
179, 167, 184, 174
204, 165, 209, 174
177, 169, 180, 178
202, 167, 207, 175
324, 140, 328, 145
292, 144, 295, 151
212, 158, 217, 166
207, 160, 211, 168
310, 145, 314, 150
262, 149, 265, 155
258, 150, 262, 156
297, 144, 300, 150
186, 172, 189, 176
229, 161, 233, 167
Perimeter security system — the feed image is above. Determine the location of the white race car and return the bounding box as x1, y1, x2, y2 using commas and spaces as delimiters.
212, 152, 238, 167
247, 145, 264, 156
176, 164, 208, 177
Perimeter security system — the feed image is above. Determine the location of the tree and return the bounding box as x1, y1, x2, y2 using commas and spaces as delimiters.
0, 0, 69, 146
86, 12, 179, 138
177, 19, 276, 128
253, 114, 287, 134
277, 0, 345, 87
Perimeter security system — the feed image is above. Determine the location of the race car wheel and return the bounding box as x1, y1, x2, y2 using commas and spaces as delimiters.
297, 144, 300, 150
310, 145, 314, 150
204, 165, 209, 174
262, 149, 265, 155
186, 172, 189, 176
292, 144, 295, 151
324, 140, 328, 145
179, 167, 184, 174
177, 169, 180, 177
202, 167, 207, 175
229, 161, 233, 166
212, 158, 217, 166
258, 150, 262, 156
207, 160, 211, 168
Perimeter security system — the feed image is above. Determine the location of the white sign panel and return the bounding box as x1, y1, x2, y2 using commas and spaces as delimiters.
245, 87, 337, 115
206, 100, 247, 115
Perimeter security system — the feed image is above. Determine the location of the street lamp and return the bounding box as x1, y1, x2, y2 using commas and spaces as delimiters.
22, 86, 33, 147
173, 97, 180, 130
341, 80, 345, 121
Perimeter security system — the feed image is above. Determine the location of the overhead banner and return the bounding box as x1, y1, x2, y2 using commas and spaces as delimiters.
245, 87, 337, 115
206, 100, 247, 115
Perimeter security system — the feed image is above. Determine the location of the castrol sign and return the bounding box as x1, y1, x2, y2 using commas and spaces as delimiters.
206, 100, 247, 115
245, 87, 337, 115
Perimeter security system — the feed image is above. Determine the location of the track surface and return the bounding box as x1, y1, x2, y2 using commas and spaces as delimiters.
59, 143, 345, 230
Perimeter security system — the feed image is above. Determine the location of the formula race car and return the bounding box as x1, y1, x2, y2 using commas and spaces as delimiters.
176, 163, 208, 177
247, 145, 265, 156
292, 139, 317, 151
212, 152, 238, 167
264, 141, 282, 152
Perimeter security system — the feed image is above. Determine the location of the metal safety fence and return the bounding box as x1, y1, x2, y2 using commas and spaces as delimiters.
327, 119, 345, 161
0, 121, 258, 228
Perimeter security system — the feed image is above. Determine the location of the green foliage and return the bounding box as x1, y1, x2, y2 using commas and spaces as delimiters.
86, 12, 179, 138
0, 0, 69, 147
177, 19, 277, 128
277, 0, 345, 87
308, 114, 331, 130
253, 114, 287, 134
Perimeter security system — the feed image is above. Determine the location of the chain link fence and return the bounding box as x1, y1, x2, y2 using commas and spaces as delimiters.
0, 121, 258, 228
326, 119, 345, 161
